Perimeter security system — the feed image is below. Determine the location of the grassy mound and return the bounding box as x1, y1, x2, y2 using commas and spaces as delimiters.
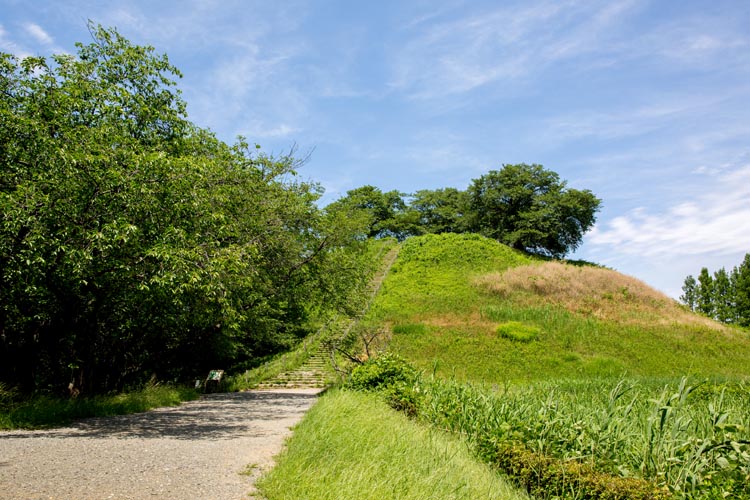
371, 234, 750, 383
257, 389, 529, 500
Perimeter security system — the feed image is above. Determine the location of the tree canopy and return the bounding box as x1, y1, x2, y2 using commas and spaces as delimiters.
682, 254, 750, 327
466, 164, 601, 258
330, 164, 601, 258
0, 26, 369, 395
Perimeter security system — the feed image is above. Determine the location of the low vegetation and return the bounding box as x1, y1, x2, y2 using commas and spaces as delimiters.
0, 382, 197, 429
336, 233, 750, 498
477, 261, 722, 329
257, 389, 529, 500
345, 356, 750, 499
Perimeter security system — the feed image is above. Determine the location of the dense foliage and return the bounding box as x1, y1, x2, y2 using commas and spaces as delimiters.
681, 254, 750, 327
0, 26, 368, 395
331, 164, 601, 257
467, 164, 601, 257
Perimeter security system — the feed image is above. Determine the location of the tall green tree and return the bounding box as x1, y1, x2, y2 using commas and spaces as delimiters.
407, 188, 468, 235
0, 25, 366, 395
327, 185, 418, 240
712, 268, 733, 323
466, 164, 601, 258
733, 254, 750, 327
713, 267, 736, 323
680, 275, 698, 311
681, 255, 750, 327
696, 267, 715, 317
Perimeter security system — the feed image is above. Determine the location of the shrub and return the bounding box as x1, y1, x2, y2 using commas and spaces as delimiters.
488, 443, 671, 500
495, 321, 540, 342
345, 354, 424, 416
345, 353, 417, 391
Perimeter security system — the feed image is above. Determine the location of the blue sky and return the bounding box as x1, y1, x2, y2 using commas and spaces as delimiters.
3, 0, 750, 298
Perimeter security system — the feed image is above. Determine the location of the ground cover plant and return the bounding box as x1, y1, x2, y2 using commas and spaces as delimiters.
257, 389, 530, 500
0, 382, 197, 429
371, 234, 750, 383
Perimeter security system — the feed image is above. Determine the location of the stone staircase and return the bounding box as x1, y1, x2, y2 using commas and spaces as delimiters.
255, 244, 401, 390
254, 343, 330, 389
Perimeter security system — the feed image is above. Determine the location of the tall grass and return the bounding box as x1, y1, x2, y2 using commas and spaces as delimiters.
416, 376, 750, 499
0, 383, 198, 429
257, 389, 530, 500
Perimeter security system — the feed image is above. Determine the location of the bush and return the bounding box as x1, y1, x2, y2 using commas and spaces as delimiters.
345, 353, 417, 391
495, 321, 540, 342
488, 443, 671, 500
346, 354, 423, 416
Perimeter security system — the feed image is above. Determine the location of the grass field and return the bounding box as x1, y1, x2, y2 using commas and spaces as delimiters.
257, 389, 529, 500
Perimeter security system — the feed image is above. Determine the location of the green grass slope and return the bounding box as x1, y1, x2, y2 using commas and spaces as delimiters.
257, 389, 529, 500
369, 233, 750, 383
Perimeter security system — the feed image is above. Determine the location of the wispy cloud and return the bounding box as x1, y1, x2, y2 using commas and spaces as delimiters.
588, 165, 750, 257
388, 0, 642, 99
24, 23, 54, 45
91, 2, 312, 142
239, 122, 299, 139
0, 24, 30, 58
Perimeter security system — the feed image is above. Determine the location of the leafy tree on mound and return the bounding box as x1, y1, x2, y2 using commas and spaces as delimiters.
466, 164, 601, 258
408, 188, 469, 235
327, 185, 419, 240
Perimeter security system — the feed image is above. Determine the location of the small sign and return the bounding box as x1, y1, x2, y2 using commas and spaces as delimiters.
204, 369, 225, 393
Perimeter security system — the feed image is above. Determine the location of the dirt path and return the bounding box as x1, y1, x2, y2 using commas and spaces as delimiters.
0, 389, 322, 500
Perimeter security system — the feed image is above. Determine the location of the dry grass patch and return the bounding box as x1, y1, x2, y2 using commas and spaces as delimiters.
475, 262, 725, 330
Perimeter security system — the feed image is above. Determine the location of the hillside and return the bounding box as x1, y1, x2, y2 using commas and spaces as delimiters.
368, 233, 750, 383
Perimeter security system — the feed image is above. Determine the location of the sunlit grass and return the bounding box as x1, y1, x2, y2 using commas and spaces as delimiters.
372, 234, 750, 384
476, 261, 725, 329
415, 376, 750, 499
257, 389, 530, 500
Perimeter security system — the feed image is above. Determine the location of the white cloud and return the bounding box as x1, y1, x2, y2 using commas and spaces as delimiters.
24, 23, 54, 45
589, 165, 750, 257
240, 122, 298, 139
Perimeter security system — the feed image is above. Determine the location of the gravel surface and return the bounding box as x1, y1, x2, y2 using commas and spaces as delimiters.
0, 389, 322, 500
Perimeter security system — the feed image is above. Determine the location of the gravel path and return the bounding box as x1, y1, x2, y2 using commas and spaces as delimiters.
0, 389, 322, 500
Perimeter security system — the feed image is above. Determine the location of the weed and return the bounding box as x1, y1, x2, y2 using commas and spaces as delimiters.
413, 376, 750, 499
495, 321, 540, 342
